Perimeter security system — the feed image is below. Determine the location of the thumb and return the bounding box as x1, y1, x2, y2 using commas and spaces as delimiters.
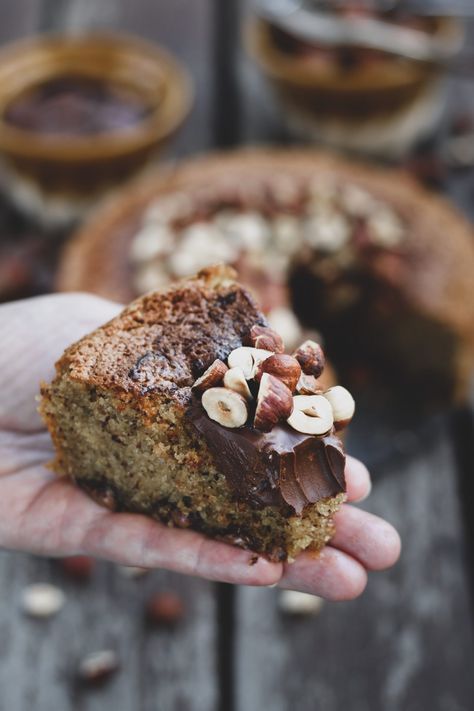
0, 293, 122, 431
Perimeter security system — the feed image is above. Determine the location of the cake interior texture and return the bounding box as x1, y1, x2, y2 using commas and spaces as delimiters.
40, 266, 346, 562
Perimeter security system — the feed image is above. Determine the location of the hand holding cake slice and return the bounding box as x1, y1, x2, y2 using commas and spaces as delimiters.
40, 265, 355, 562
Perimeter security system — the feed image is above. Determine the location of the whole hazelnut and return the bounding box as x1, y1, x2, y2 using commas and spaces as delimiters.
254, 373, 294, 432
293, 340, 325, 378
255, 354, 301, 393
146, 591, 185, 627
60, 556, 95, 581
192, 359, 228, 394
244, 325, 284, 353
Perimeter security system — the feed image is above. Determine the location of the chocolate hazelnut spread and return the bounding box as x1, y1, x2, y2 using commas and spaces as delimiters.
4, 76, 151, 136
187, 400, 346, 515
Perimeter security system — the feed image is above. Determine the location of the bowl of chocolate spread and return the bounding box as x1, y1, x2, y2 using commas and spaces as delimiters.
0, 32, 192, 225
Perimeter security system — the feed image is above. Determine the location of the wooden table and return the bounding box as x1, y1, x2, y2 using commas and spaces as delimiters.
0, 3, 473, 710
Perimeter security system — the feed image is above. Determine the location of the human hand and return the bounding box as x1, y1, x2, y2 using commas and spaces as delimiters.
0, 293, 400, 599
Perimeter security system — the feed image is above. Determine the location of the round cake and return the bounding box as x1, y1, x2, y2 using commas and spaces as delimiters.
57, 148, 474, 403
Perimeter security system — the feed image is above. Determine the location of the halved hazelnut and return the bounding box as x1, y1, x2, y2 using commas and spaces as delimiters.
202, 387, 248, 428
254, 373, 294, 432
244, 325, 284, 353
255, 354, 301, 393
224, 367, 253, 401
293, 340, 325, 378
192, 359, 228, 394
287, 394, 334, 435
296, 373, 323, 395
227, 346, 272, 379
21, 583, 65, 618
77, 649, 120, 685
323, 386, 355, 430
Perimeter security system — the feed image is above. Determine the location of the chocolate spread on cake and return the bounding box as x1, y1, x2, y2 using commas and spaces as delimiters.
187, 400, 346, 516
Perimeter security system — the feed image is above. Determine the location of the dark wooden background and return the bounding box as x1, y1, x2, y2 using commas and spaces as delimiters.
0, 2, 474, 710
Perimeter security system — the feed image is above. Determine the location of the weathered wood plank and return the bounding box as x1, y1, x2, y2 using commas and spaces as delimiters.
0, 1, 38, 44
0, 552, 218, 711
235, 421, 474, 711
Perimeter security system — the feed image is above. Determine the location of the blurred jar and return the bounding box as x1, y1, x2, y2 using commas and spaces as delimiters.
247, 2, 464, 158
0, 33, 192, 227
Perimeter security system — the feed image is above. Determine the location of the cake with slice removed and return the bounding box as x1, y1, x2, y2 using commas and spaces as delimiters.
40, 265, 355, 562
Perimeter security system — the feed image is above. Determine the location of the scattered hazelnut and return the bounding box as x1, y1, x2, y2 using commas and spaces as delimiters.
146, 591, 185, 627
77, 649, 120, 685
116, 565, 150, 578
255, 354, 301, 393
202, 387, 248, 428
323, 385, 355, 430
224, 367, 253, 401
227, 346, 272, 379
21, 583, 65, 618
287, 394, 334, 435
59, 556, 95, 581
192, 359, 228, 394
293, 340, 325, 378
278, 590, 324, 616
254, 373, 294, 432
244, 325, 284, 353
296, 373, 323, 395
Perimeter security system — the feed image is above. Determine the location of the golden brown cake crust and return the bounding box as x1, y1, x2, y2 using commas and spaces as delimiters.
54, 265, 266, 408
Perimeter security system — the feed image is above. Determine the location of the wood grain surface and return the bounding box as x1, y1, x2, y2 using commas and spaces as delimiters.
0, 2, 473, 710
235, 420, 474, 711
0, 554, 217, 711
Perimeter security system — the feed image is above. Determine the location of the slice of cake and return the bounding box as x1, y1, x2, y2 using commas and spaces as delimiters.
40, 265, 355, 562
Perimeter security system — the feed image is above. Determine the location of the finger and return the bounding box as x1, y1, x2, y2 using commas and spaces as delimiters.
278, 546, 367, 601
331, 504, 401, 571
345, 455, 371, 503
80, 510, 283, 587
1, 468, 283, 586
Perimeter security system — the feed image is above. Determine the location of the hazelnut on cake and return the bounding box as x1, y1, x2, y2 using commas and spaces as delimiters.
40, 265, 354, 562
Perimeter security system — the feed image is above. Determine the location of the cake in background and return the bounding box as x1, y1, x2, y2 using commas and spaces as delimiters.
0, 33, 191, 226
57, 149, 474, 405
